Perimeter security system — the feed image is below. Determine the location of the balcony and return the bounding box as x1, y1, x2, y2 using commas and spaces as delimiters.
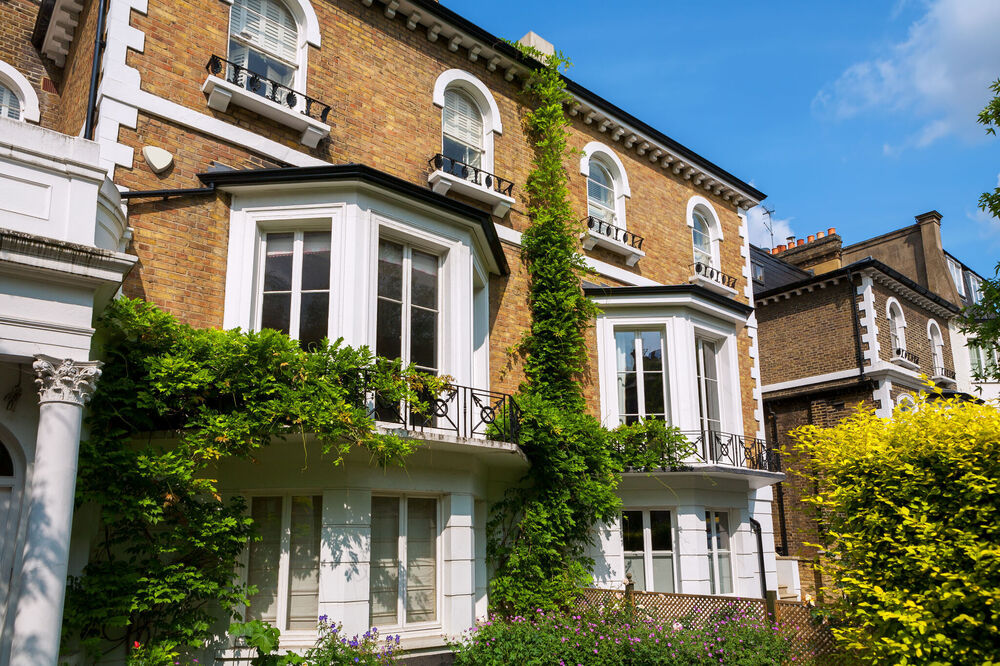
202, 55, 331, 148
580, 216, 645, 266
689, 261, 739, 297
932, 365, 957, 385
616, 429, 781, 475
360, 376, 521, 444
427, 153, 516, 216
890, 347, 919, 371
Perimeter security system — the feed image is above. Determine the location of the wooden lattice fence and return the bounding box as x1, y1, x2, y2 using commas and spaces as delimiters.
577, 587, 840, 664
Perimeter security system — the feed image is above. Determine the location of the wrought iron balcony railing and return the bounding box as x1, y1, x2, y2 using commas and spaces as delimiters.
357, 375, 521, 444
691, 261, 738, 290
616, 429, 780, 473
933, 366, 956, 380
892, 347, 919, 366
429, 153, 515, 197
585, 215, 644, 250
206, 55, 332, 123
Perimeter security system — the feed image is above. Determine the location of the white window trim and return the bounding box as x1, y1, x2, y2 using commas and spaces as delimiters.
256, 227, 334, 343
886, 297, 907, 348
927, 319, 945, 369
580, 141, 631, 221
620, 508, 678, 593
219, 0, 322, 49
970, 275, 984, 304
705, 509, 735, 596
432, 70, 502, 172
686, 196, 723, 268
0, 60, 40, 122
240, 492, 324, 643
613, 327, 670, 425
948, 257, 966, 297
369, 493, 443, 633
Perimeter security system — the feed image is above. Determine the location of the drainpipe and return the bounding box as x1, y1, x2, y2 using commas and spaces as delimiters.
768, 406, 789, 557
749, 517, 768, 600
846, 267, 866, 379
84, 0, 109, 140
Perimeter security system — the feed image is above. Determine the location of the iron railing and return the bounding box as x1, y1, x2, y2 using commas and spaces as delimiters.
933, 366, 956, 380
359, 376, 521, 444
683, 430, 781, 472
892, 347, 919, 366
429, 153, 515, 197
585, 215, 644, 250
691, 261, 738, 290
206, 55, 332, 123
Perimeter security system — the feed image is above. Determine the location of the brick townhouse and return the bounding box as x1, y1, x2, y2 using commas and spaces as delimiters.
0, 0, 784, 663
751, 211, 986, 601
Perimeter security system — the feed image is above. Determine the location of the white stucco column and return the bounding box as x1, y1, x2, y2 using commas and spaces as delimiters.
9, 356, 101, 666
320, 488, 372, 638
442, 493, 475, 636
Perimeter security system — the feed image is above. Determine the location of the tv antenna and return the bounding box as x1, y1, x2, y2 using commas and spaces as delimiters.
761, 205, 776, 249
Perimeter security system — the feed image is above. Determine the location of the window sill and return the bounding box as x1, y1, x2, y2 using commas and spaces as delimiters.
202, 75, 330, 148
932, 373, 957, 386
688, 272, 738, 297
581, 228, 645, 267
890, 356, 919, 371
428, 169, 515, 217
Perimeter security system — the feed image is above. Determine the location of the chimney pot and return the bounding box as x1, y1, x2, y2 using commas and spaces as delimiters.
807, 234, 815, 243
776, 244, 785, 252
827, 227, 836, 236
786, 236, 795, 244
817, 231, 825, 239
797, 239, 805, 247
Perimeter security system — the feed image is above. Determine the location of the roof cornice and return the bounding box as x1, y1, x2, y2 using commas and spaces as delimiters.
197, 163, 509, 275
357, 0, 766, 207
584, 283, 754, 322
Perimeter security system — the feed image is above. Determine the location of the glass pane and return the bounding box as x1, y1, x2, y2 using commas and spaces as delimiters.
247, 497, 282, 624
376, 300, 402, 361
370, 497, 400, 626
410, 251, 439, 310
705, 510, 716, 551
649, 511, 671, 551
410, 307, 437, 372
298, 292, 329, 349
643, 373, 664, 417
715, 512, 731, 551
718, 552, 733, 594
406, 498, 437, 623
640, 331, 663, 371
621, 511, 643, 552
652, 554, 674, 593
620, 372, 638, 420
588, 177, 614, 209
707, 554, 716, 595
700, 340, 718, 381
261, 293, 291, 335
624, 555, 646, 591
615, 331, 636, 372
263, 233, 293, 292
287, 496, 321, 630
442, 136, 481, 169
378, 240, 404, 300
301, 232, 331, 291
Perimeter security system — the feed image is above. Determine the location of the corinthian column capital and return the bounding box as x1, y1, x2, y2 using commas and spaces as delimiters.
33, 355, 103, 406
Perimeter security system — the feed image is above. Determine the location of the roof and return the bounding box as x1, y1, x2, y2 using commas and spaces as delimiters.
197, 163, 509, 275
583, 284, 754, 317
750, 245, 811, 292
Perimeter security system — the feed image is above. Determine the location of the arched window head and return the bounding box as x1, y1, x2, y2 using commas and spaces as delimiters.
0, 61, 39, 122
928, 320, 944, 370
0, 83, 20, 120
887, 299, 906, 354
587, 160, 616, 224
229, 0, 299, 89
442, 88, 484, 168
686, 197, 723, 269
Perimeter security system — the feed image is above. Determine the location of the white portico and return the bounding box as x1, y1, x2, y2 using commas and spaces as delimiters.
0, 117, 135, 666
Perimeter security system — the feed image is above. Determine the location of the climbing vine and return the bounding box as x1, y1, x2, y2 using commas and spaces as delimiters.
64, 298, 443, 658
486, 48, 690, 612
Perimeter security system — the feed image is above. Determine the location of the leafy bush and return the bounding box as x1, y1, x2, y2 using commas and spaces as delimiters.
609, 419, 695, 472
450, 608, 793, 665
229, 618, 399, 666
794, 392, 1000, 664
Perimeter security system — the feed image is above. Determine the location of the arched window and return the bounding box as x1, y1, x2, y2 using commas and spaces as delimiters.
686, 197, 723, 269
442, 88, 484, 169
887, 299, 906, 355
587, 160, 617, 224
0, 60, 40, 122
928, 320, 944, 371
229, 0, 299, 90
0, 82, 20, 120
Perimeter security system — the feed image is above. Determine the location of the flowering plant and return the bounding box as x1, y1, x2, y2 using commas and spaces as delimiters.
302, 617, 400, 665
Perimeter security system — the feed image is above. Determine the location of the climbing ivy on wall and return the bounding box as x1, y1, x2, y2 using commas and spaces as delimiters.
486, 48, 690, 612
64, 298, 443, 658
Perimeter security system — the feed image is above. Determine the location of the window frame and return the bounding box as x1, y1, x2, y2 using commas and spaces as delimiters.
685, 196, 723, 270
970, 275, 984, 305
695, 335, 723, 436
241, 492, 324, 638
0, 60, 40, 122
441, 87, 485, 170
620, 508, 677, 594
432, 70, 503, 175
947, 257, 966, 297
886, 298, 907, 356
705, 509, 735, 596
613, 327, 670, 426
579, 142, 630, 229
927, 319, 945, 371
223, 0, 320, 95
369, 493, 443, 632
254, 222, 335, 346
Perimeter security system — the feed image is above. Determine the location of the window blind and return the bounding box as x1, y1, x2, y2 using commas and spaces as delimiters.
443, 89, 483, 151
231, 0, 298, 64
0, 84, 20, 121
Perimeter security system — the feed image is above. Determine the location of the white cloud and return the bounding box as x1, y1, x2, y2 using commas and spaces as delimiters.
746, 206, 795, 249
813, 0, 1000, 149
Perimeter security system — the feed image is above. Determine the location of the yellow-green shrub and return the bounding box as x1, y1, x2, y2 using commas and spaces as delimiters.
793, 394, 1000, 665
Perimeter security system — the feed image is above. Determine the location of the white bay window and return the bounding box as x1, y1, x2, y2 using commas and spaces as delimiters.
705, 510, 733, 595
258, 230, 331, 349
615, 329, 669, 425
370, 496, 439, 627
376, 239, 440, 375
246, 495, 322, 631
621, 509, 675, 593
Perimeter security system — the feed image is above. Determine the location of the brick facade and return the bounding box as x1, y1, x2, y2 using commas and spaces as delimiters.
871, 281, 953, 378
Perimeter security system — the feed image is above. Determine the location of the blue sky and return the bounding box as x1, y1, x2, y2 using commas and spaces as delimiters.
450, 0, 1000, 276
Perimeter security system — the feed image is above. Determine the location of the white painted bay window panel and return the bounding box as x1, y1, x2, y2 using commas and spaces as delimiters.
706, 510, 733, 595
376, 239, 440, 375
614, 329, 668, 425
621, 509, 675, 593
286, 495, 322, 630
405, 498, 437, 623
370, 496, 401, 627
259, 230, 331, 348
695, 337, 722, 435
247, 497, 282, 624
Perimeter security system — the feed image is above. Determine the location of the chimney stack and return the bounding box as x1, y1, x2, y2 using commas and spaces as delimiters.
771, 227, 843, 274
517, 32, 555, 57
